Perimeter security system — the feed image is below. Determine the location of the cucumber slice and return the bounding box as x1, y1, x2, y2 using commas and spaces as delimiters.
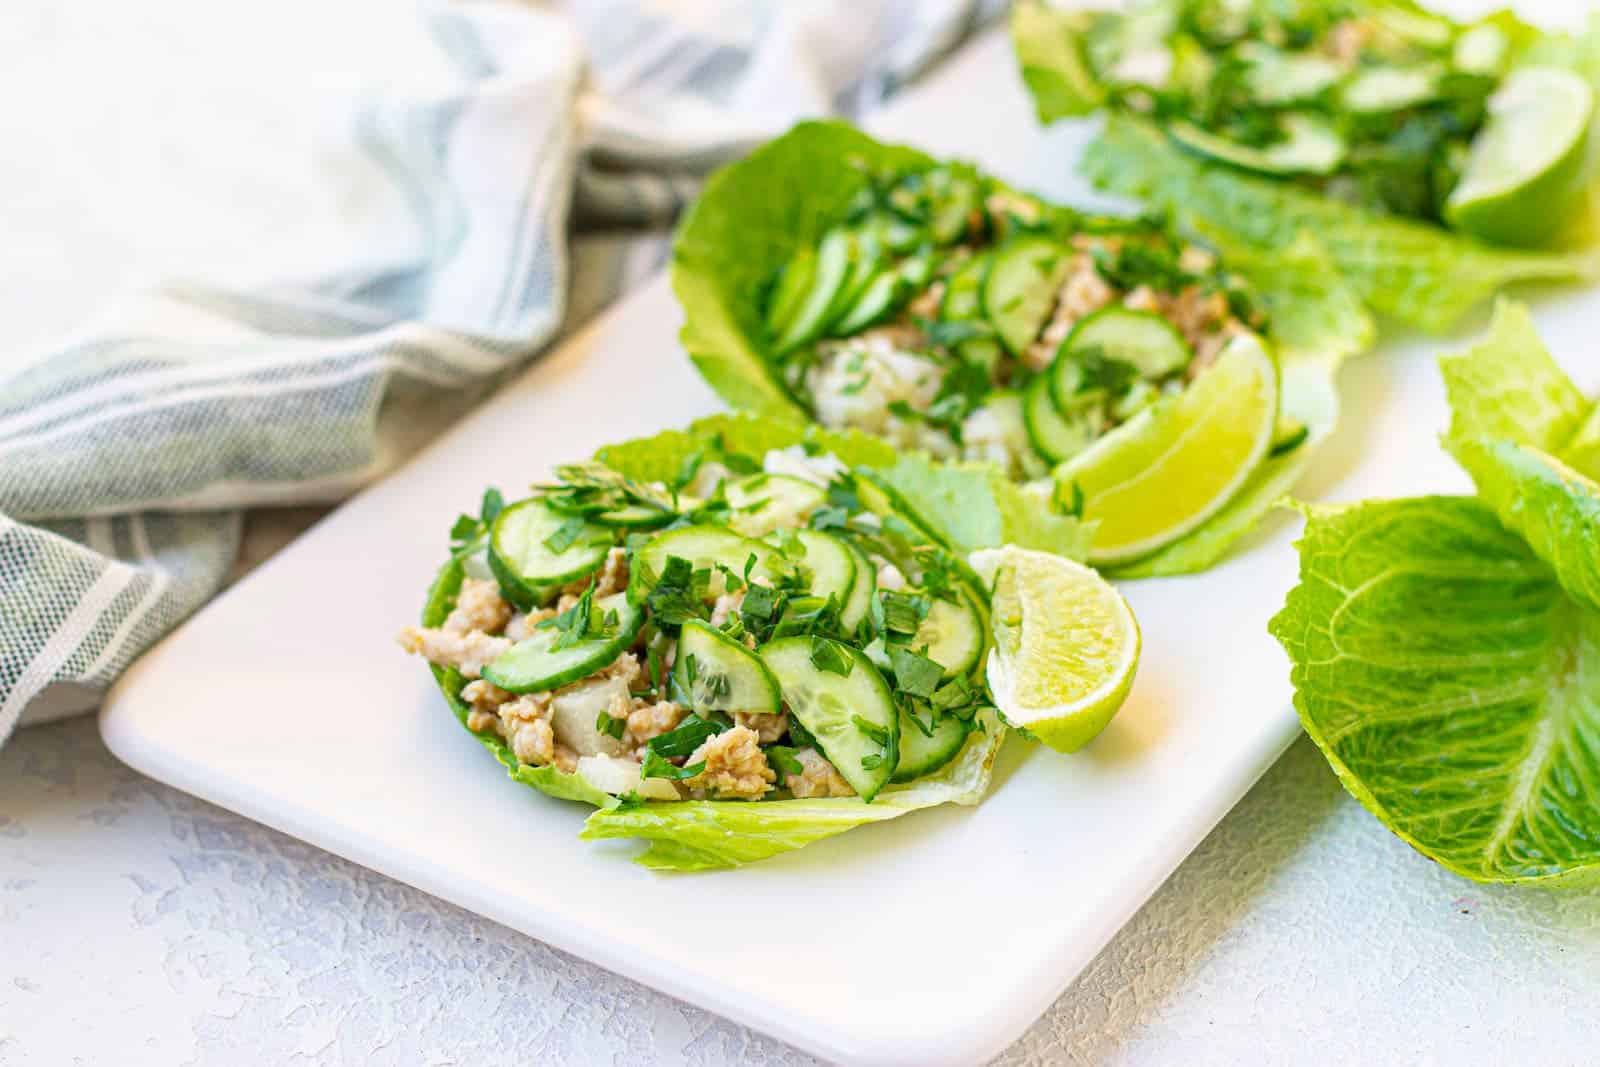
489, 499, 610, 609
766, 247, 817, 341
1240, 45, 1342, 106
826, 230, 886, 336
926, 169, 982, 244
1024, 373, 1098, 465
837, 538, 877, 634
483, 592, 642, 693
673, 619, 781, 715
940, 253, 991, 321
726, 474, 827, 537
958, 336, 1004, 375
913, 592, 986, 678
775, 228, 853, 354
591, 503, 674, 530
1058, 306, 1192, 388
983, 236, 1072, 356
1340, 65, 1441, 114
787, 529, 857, 611
630, 524, 777, 603
760, 636, 899, 800
1168, 114, 1346, 176
891, 708, 968, 783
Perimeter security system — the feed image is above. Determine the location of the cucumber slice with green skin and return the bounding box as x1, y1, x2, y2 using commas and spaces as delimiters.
725, 474, 828, 537
787, 529, 857, 611
489, 500, 611, 609
983, 236, 1072, 356
673, 619, 781, 715
832, 266, 901, 336
914, 592, 986, 678
483, 592, 642, 693
825, 230, 886, 336
1340, 65, 1441, 113
1168, 114, 1346, 176
1024, 373, 1098, 465
592, 504, 675, 529
759, 636, 899, 801
1057, 307, 1193, 391
630, 524, 777, 604
837, 538, 877, 634
927, 170, 982, 244
775, 228, 853, 354
766, 247, 817, 341
940, 253, 991, 321
891, 708, 968, 784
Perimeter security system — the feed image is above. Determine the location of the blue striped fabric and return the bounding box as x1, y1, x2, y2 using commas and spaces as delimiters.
0, 0, 1003, 744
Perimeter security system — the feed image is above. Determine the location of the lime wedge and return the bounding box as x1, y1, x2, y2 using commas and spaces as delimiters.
970, 546, 1139, 753
1057, 333, 1278, 566
1446, 66, 1594, 247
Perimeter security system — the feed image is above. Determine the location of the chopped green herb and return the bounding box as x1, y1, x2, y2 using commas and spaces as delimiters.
889, 645, 944, 698
851, 714, 889, 746
596, 710, 627, 741
766, 745, 805, 783
542, 515, 591, 554
647, 713, 728, 760
641, 750, 706, 782
809, 635, 855, 677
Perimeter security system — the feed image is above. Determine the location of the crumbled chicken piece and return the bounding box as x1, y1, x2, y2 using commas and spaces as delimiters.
683, 726, 775, 800
1026, 253, 1116, 371
590, 651, 643, 688
1189, 319, 1249, 379
396, 626, 512, 679
484, 691, 573, 771
1167, 287, 1231, 349
1122, 284, 1163, 315
1178, 245, 1216, 274
462, 678, 513, 713
733, 710, 789, 744
625, 698, 686, 750
906, 281, 945, 320
783, 747, 856, 798
443, 578, 512, 636
710, 588, 746, 628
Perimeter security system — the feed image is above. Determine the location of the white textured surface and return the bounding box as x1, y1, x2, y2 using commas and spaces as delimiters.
5, 718, 1600, 1065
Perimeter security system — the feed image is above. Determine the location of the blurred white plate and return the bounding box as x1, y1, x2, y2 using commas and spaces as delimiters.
101, 16, 1598, 1065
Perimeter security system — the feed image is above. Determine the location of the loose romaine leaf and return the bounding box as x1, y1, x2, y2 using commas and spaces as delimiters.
1081, 114, 1599, 333
1010, 2, 1106, 122
1270, 497, 1600, 886
1113, 231, 1369, 577
671, 121, 934, 418
581, 711, 1002, 870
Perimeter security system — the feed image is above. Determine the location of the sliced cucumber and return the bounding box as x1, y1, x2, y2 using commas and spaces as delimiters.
1240, 45, 1343, 106
483, 592, 642, 693
940, 253, 991, 321
833, 249, 933, 336
1024, 373, 1098, 465
489, 499, 610, 609
1169, 114, 1346, 176
837, 538, 877, 634
760, 636, 899, 801
766, 247, 817, 341
725, 474, 828, 537
630, 524, 776, 603
958, 336, 1004, 375
983, 236, 1071, 356
913, 592, 986, 678
775, 228, 853, 354
891, 708, 968, 784
1340, 65, 1440, 114
1059, 306, 1192, 387
786, 529, 856, 611
926, 168, 982, 244
673, 619, 781, 715
825, 230, 886, 336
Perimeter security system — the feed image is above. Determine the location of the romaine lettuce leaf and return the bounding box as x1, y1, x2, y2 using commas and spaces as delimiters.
1010, 2, 1106, 122
580, 711, 1003, 871
1112, 231, 1369, 577
1270, 496, 1600, 886
671, 121, 934, 419
1081, 115, 1599, 333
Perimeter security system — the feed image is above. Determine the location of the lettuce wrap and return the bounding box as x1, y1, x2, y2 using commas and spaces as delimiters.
1012, 1, 1600, 333
405, 414, 1108, 871
672, 120, 1371, 575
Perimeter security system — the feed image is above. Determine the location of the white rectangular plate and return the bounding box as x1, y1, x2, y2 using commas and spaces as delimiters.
100, 23, 1599, 1066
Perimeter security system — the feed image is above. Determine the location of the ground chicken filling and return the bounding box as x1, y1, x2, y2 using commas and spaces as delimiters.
785, 167, 1267, 482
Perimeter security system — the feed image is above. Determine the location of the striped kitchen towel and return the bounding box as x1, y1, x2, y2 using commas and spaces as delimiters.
0, 0, 1002, 744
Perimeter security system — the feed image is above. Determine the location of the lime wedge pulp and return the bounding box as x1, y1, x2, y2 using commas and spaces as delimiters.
1057, 332, 1279, 566
970, 546, 1140, 753
1446, 66, 1594, 247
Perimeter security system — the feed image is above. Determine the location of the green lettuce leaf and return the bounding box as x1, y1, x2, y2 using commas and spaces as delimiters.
1270, 497, 1600, 886
1081, 115, 1599, 334
866, 453, 1093, 561
593, 412, 896, 484
1010, 2, 1106, 122
1439, 299, 1600, 615
671, 121, 934, 418
1112, 231, 1369, 577
581, 711, 1003, 871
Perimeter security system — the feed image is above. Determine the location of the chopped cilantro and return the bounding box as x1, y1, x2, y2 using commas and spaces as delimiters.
536, 586, 596, 650
851, 714, 888, 746
809, 635, 855, 677
596, 710, 627, 741
889, 645, 944, 698
641, 750, 706, 782
647, 713, 728, 760
766, 745, 805, 783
